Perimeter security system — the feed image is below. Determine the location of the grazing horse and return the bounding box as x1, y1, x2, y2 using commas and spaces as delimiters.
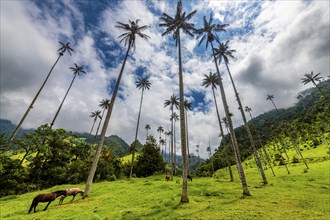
59, 188, 84, 204
29, 190, 66, 213
187, 174, 193, 181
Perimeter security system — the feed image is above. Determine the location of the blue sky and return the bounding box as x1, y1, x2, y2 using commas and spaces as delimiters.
1, 0, 329, 158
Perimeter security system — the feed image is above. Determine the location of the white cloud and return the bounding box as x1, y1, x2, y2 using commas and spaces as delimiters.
1, 0, 329, 159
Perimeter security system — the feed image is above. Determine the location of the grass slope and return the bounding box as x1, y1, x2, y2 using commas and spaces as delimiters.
1, 144, 329, 220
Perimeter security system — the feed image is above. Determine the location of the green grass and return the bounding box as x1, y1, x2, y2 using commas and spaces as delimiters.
120, 153, 140, 164
1, 159, 329, 220
2, 141, 329, 219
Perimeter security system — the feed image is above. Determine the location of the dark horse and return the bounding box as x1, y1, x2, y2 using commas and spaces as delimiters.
28, 190, 66, 213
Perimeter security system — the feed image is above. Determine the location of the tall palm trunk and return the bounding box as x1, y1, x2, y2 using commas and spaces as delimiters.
224, 62, 267, 185
177, 31, 189, 203
8, 54, 63, 143
185, 110, 191, 175
212, 87, 234, 181
170, 107, 174, 179
50, 73, 77, 127
271, 100, 279, 114
130, 87, 145, 178
211, 42, 250, 196
84, 44, 131, 197
95, 108, 106, 138
89, 118, 97, 137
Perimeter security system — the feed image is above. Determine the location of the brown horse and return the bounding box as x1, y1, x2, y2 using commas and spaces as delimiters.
29, 190, 66, 213
59, 188, 84, 204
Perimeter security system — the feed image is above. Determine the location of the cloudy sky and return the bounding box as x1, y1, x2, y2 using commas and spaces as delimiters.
1, 0, 329, 158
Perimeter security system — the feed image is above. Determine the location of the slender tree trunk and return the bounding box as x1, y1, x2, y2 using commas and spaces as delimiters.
89, 119, 97, 138
225, 62, 267, 185
84, 44, 131, 198
185, 110, 191, 175
130, 88, 145, 178
95, 108, 106, 138
177, 32, 189, 203
8, 54, 63, 143
211, 42, 250, 196
212, 87, 234, 181
170, 107, 174, 180
209, 142, 215, 174
255, 133, 276, 176
174, 122, 177, 174
271, 100, 280, 114
20, 148, 31, 165
50, 74, 77, 127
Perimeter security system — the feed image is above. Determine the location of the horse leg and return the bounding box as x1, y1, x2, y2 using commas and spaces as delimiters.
71, 194, 76, 202
43, 201, 52, 211
59, 196, 65, 205
28, 200, 36, 213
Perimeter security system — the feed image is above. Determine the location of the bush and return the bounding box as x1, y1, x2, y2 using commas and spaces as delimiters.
107, 174, 117, 181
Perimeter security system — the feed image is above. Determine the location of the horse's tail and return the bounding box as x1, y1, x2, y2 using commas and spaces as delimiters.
28, 198, 35, 213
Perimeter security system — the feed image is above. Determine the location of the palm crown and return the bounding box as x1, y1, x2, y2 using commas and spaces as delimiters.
58, 41, 73, 56
159, 0, 197, 46
115, 19, 150, 49
136, 77, 151, 90
90, 110, 101, 120
195, 13, 229, 48
99, 99, 110, 109
266, 94, 274, 101
301, 71, 323, 85
183, 99, 192, 111
164, 94, 180, 110
213, 40, 236, 64
70, 63, 86, 76
202, 72, 220, 90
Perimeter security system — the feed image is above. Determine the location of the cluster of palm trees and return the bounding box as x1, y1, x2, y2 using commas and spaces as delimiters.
11, 0, 326, 204
8, 42, 87, 142
83, 0, 256, 200
261, 71, 326, 173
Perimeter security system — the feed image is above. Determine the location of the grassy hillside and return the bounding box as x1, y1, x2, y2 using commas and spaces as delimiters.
1, 157, 329, 219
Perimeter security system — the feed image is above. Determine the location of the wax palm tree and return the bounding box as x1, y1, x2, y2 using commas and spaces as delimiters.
196, 13, 250, 195
207, 142, 215, 174
95, 99, 110, 138
84, 19, 150, 197
50, 63, 86, 127
164, 94, 179, 179
157, 126, 164, 143
159, 138, 166, 156
266, 95, 279, 114
214, 41, 267, 185
8, 41, 73, 143
89, 110, 102, 137
145, 124, 151, 140
159, 0, 197, 202
301, 71, 324, 93
130, 76, 151, 178
196, 144, 200, 164
183, 99, 192, 174
164, 130, 172, 163
170, 112, 179, 173
202, 72, 233, 180
245, 106, 253, 120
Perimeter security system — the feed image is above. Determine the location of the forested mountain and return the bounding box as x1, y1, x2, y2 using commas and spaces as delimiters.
0, 119, 130, 157
196, 79, 330, 176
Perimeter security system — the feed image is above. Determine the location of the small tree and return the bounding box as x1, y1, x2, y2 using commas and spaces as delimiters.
134, 138, 166, 177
